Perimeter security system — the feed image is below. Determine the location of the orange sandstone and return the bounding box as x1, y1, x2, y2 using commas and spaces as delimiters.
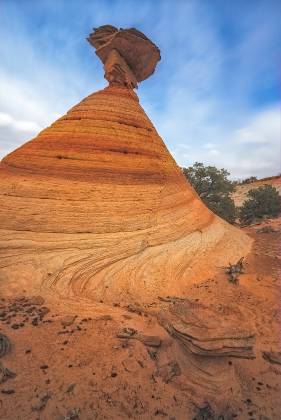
0, 83, 251, 304
2, 27, 280, 420
0, 27, 251, 304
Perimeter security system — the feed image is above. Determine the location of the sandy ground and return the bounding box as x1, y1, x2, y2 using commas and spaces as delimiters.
0, 219, 280, 420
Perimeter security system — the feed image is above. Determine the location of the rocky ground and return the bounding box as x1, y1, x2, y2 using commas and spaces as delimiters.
0, 218, 280, 420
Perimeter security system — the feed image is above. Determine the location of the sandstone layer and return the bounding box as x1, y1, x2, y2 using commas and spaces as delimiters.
161, 299, 255, 359
1, 25, 279, 419
0, 86, 251, 305
0, 219, 280, 419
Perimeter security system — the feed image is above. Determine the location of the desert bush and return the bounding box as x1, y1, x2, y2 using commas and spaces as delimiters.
240, 176, 258, 185
182, 162, 237, 224
239, 185, 281, 225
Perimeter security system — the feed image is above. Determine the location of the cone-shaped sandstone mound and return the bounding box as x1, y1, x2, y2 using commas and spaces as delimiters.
0, 26, 251, 304
0, 85, 251, 304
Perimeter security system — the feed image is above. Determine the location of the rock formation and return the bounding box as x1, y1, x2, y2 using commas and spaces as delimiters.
87, 25, 161, 88
2, 27, 280, 420
0, 27, 251, 305
160, 299, 255, 359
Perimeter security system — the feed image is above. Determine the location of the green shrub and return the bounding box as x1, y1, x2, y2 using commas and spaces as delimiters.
239, 185, 281, 225
182, 162, 237, 224
206, 195, 237, 224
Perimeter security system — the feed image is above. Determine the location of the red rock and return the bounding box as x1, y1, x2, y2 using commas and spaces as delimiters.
87, 25, 160, 88
0, 27, 251, 305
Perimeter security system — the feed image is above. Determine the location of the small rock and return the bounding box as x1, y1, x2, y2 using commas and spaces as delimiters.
29, 296, 45, 306
61, 315, 77, 327
122, 314, 132, 320
137, 334, 162, 348
66, 383, 76, 394
26, 307, 35, 314
121, 340, 129, 349
193, 403, 215, 420
126, 303, 142, 315
32, 392, 51, 411
64, 408, 80, 419
32, 317, 39, 326
80, 318, 88, 323
0, 361, 16, 384
116, 327, 137, 339
1, 389, 15, 395
154, 408, 168, 416
98, 315, 112, 321
245, 399, 252, 405
147, 348, 157, 360
38, 307, 50, 317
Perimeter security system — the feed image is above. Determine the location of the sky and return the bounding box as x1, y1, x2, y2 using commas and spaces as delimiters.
0, 0, 280, 179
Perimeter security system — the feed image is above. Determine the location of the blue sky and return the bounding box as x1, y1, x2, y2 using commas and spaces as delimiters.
0, 0, 280, 179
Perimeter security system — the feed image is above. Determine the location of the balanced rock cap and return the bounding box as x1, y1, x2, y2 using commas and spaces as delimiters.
87, 25, 161, 89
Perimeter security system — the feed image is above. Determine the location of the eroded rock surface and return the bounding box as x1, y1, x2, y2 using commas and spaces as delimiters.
87, 25, 160, 88
263, 351, 281, 365
0, 85, 251, 305
161, 300, 255, 359
0, 25, 279, 420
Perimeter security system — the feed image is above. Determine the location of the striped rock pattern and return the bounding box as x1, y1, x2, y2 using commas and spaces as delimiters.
162, 300, 255, 359
0, 86, 251, 304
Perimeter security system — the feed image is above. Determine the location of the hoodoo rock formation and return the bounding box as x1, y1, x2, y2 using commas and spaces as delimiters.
0, 26, 251, 305
1, 27, 280, 420
87, 25, 160, 88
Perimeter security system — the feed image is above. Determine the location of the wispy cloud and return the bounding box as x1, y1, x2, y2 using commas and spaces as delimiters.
0, 108, 43, 132
171, 105, 280, 179
0, 0, 280, 178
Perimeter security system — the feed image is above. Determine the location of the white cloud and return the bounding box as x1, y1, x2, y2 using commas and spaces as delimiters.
0, 112, 41, 132
0, 112, 14, 126
169, 105, 280, 179
0, 70, 81, 158
234, 107, 280, 146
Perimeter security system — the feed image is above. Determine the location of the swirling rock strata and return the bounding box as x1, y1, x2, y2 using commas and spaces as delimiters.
0, 86, 251, 304
161, 300, 255, 359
